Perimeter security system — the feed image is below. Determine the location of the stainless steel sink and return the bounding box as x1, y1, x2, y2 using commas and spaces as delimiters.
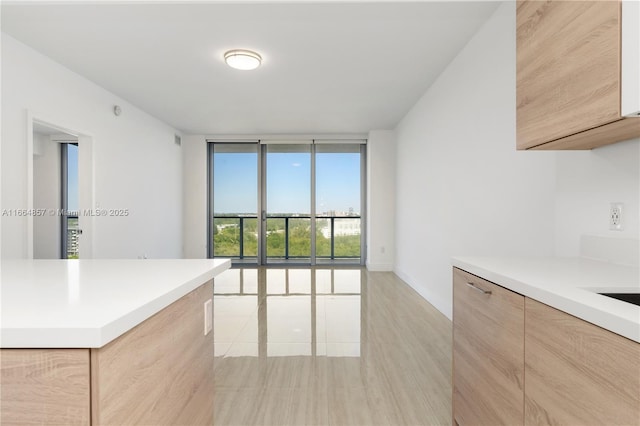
598, 293, 640, 306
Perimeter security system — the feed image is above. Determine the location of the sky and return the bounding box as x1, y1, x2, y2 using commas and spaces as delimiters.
213, 150, 360, 215
67, 143, 79, 212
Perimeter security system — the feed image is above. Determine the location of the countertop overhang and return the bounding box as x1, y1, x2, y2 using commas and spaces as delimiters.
452, 257, 640, 343
0, 259, 231, 348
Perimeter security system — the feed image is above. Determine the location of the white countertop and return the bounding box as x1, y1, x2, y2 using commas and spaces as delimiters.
0, 259, 231, 348
452, 257, 640, 343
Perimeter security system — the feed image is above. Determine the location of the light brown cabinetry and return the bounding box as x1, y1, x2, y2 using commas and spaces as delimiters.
525, 298, 640, 425
453, 267, 640, 425
452, 268, 524, 426
0, 280, 214, 425
516, 0, 640, 150
0, 349, 90, 425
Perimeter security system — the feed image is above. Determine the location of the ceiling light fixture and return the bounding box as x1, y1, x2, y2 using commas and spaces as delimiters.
224, 49, 262, 71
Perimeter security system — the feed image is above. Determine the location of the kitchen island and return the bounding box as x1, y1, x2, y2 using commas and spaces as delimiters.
0, 258, 230, 425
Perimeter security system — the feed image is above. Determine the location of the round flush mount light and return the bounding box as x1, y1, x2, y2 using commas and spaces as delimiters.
224, 49, 262, 71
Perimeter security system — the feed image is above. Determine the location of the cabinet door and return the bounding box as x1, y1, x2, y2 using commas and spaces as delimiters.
453, 268, 524, 426
517, 0, 621, 149
525, 298, 640, 425
0, 349, 90, 425
91, 280, 214, 426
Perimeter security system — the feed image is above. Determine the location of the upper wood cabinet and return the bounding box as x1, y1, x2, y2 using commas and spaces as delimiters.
516, 0, 640, 150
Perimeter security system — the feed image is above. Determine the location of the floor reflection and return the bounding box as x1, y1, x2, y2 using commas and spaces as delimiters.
212, 267, 452, 426
214, 268, 364, 358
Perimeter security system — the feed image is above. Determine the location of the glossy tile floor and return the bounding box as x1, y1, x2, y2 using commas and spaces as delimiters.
213, 267, 452, 426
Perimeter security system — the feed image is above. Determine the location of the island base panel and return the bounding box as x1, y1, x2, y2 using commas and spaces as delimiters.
0, 348, 91, 425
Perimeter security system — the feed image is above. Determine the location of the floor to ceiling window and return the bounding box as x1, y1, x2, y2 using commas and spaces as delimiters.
315, 143, 362, 264
209, 139, 366, 265
211, 143, 259, 262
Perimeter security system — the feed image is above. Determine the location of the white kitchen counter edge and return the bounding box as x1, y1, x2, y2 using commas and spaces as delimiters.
452, 257, 640, 344
1, 259, 231, 348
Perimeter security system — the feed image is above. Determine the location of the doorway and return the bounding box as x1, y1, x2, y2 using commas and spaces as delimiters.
30, 117, 92, 259
209, 140, 366, 266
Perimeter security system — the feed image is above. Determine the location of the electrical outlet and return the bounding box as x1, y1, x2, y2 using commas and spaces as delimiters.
610, 203, 624, 231
204, 299, 213, 335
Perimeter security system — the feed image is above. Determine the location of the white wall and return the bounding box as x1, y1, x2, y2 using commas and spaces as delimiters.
1, 34, 183, 259
32, 133, 61, 259
366, 130, 396, 271
393, 2, 557, 319
555, 138, 640, 257
183, 135, 209, 258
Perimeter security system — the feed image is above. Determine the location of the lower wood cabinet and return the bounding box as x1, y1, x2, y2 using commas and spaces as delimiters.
452, 268, 525, 426
525, 298, 640, 425
0, 280, 214, 426
453, 267, 640, 426
0, 349, 91, 425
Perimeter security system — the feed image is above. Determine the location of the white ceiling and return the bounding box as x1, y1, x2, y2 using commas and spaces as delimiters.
1, 1, 499, 135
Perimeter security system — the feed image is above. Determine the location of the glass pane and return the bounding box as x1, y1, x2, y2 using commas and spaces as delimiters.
315, 145, 361, 263
213, 143, 258, 259
315, 218, 331, 258
66, 144, 79, 259
266, 218, 285, 258
266, 144, 310, 261
288, 218, 310, 257
334, 218, 361, 258
243, 218, 258, 257
213, 217, 240, 256
316, 146, 360, 217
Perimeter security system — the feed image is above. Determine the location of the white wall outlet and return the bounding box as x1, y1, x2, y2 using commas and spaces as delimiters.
610, 202, 624, 231
204, 299, 213, 336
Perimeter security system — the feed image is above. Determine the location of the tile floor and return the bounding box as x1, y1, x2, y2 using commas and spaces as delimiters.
213, 267, 452, 425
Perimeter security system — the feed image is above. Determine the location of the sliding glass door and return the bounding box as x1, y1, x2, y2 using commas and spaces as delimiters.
210, 140, 365, 265
264, 144, 312, 263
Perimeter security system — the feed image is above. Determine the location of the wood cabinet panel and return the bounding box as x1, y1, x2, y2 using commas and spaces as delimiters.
524, 298, 640, 425
517, 0, 623, 149
531, 117, 640, 150
453, 268, 524, 426
91, 280, 214, 426
0, 349, 90, 425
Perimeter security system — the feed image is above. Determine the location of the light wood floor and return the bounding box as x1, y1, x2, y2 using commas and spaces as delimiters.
213, 267, 452, 426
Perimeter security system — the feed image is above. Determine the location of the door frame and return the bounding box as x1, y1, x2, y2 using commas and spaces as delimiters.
27, 111, 94, 259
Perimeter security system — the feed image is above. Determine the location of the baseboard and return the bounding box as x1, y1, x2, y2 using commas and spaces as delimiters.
394, 268, 452, 321
365, 262, 394, 271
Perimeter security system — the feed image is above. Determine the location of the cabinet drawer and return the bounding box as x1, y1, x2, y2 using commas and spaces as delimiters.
453, 268, 524, 426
